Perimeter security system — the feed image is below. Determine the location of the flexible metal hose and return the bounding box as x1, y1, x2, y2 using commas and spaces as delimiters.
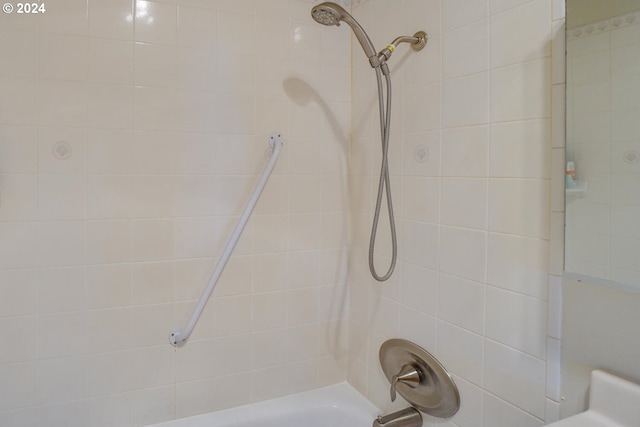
368, 69, 397, 281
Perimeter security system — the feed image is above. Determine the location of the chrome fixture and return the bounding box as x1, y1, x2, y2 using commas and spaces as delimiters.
379, 339, 460, 418
311, 2, 427, 281
372, 407, 422, 427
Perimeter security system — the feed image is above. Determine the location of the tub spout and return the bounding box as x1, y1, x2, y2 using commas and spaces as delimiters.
373, 407, 422, 427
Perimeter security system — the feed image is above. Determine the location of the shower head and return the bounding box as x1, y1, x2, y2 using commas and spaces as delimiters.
310, 2, 342, 26
311, 2, 378, 62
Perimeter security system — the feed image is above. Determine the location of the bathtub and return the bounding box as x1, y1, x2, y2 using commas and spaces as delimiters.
148, 382, 380, 427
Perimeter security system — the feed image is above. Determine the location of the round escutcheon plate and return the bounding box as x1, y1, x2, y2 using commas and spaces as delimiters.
379, 339, 460, 418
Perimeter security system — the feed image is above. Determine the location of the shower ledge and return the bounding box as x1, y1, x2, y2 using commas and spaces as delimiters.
546, 370, 640, 426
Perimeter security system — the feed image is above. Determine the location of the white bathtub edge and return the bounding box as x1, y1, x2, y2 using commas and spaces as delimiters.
147, 381, 380, 427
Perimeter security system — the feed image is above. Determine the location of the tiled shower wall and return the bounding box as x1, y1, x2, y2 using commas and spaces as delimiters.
0, 0, 351, 425
348, 0, 566, 426
565, 9, 640, 285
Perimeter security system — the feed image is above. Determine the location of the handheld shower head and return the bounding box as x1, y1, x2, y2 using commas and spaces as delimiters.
311, 2, 378, 61
310, 2, 343, 26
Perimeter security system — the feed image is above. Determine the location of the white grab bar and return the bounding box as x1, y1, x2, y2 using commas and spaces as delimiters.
170, 132, 284, 347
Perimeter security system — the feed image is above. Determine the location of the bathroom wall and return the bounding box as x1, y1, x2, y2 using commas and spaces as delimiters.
565, 8, 640, 285
0, 1, 351, 425
348, 0, 566, 426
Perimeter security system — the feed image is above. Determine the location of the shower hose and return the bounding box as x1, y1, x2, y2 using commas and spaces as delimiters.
368, 67, 397, 282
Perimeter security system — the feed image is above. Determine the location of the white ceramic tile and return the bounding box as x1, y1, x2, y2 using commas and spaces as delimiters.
0, 78, 38, 125
211, 372, 253, 411
38, 312, 88, 358
89, 0, 134, 40
132, 219, 174, 261
133, 86, 178, 131
443, 72, 489, 127
552, 22, 566, 85
489, 179, 550, 239
252, 291, 287, 331
400, 263, 438, 315
442, 0, 488, 32
132, 261, 173, 305
86, 220, 131, 264
441, 125, 489, 178
443, 20, 489, 79
39, 33, 87, 81
546, 337, 561, 401
0, 269, 37, 316
176, 46, 217, 90
218, 12, 255, 55
487, 232, 549, 299
441, 178, 488, 229
485, 286, 547, 358
87, 129, 134, 174
37, 221, 85, 268
482, 392, 545, 427
402, 131, 441, 177
405, 0, 441, 38
38, 80, 87, 127
484, 339, 546, 418
87, 350, 133, 396
39, 400, 90, 427
0, 222, 37, 269
37, 126, 86, 174
550, 148, 565, 213
0, 29, 38, 78
132, 385, 174, 426
132, 303, 174, 346
135, 43, 177, 88
404, 83, 442, 132
401, 176, 440, 222
252, 329, 287, 370
491, 0, 551, 68
177, 5, 217, 48
88, 393, 132, 427
438, 273, 485, 334
0, 362, 37, 411
0, 174, 37, 220
491, 58, 551, 122
490, 119, 550, 178
0, 315, 37, 363
210, 335, 253, 377
38, 356, 87, 405
252, 214, 288, 254
436, 321, 484, 386
87, 175, 132, 219
87, 84, 134, 128
37, 267, 85, 314
546, 398, 561, 424
40, 0, 88, 35
394, 305, 436, 352
176, 379, 215, 419
399, 220, 439, 270
286, 323, 319, 362
214, 92, 254, 134
135, 1, 177, 45
87, 308, 133, 353
490, 0, 531, 15
448, 376, 483, 427
0, 125, 37, 173
440, 226, 487, 282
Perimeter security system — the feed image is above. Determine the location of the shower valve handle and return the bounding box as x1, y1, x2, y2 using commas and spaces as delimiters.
390, 364, 421, 402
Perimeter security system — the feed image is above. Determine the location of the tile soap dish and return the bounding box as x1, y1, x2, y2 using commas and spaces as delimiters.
546, 370, 640, 426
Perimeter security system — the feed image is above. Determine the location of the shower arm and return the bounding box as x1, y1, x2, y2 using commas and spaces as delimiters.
372, 31, 428, 74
